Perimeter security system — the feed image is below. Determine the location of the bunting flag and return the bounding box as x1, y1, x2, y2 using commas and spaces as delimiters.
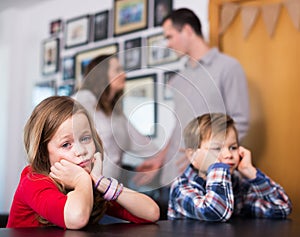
219, 3, 240, 35
262, 3, 282, 37
241, 6, 260, 39
219, 0, 300, 38
284, 0, 300, 31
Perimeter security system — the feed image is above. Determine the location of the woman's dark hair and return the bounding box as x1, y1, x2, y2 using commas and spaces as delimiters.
80, 54, 123, 115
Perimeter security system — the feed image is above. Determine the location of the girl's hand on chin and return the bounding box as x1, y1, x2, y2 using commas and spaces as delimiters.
50, 159, 89, 189
90, 152, 103, 181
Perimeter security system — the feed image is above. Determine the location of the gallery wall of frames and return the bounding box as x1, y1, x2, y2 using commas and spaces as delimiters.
36, 0, 181, 140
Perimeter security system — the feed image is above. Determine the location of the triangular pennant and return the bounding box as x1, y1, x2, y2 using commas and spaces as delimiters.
262, 3, 282, 37
219, 3, 240, 35
284, 0, 300, 31
241, 6, 260, 39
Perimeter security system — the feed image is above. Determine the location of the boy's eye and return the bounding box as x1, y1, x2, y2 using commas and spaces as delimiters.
210, 147, 221, 152
229, 146, 238, 151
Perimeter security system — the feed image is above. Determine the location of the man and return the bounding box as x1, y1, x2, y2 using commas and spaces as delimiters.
134, 8, 249, 215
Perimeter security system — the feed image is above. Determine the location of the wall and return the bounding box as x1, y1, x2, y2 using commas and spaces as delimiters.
0, 0, 209, 213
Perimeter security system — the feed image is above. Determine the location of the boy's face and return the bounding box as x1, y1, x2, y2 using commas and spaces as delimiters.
189, 128, 240, 175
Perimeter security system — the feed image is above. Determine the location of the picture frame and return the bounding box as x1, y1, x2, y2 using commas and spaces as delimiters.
32, 80, 56, 107
57, 83, 75, 96
64, 15, 90, 49
123, 74, 157, 137
62, 56, 75, 81
94, 10, 109, 42
114, 0, 148, 36
75, 44, 118, 86
163, 70, 177, 100
42, 38, 59, 75
146, 33, 178, 66
154, 0, 173, 27
124, 37, 142, 71
50, 19, 63, 35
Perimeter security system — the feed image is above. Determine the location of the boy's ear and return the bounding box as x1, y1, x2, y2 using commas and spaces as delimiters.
185, 148, 195, 163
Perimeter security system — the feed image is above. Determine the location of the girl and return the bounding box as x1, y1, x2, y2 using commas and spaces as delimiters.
7, 96, 159, 229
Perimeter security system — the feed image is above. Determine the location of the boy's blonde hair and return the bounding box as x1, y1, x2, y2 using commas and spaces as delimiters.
183, 113, 238, 150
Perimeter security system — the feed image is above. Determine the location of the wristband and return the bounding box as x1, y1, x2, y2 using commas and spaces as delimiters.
103, 178, 118, 201
94, 175, 104, 191
112, 183, 123, 201
102, 178, 112, 196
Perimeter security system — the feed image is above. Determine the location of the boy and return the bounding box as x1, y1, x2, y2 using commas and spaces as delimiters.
168, 113, 292, 221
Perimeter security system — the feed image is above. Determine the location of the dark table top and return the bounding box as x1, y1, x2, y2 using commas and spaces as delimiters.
1, 218, 300, 237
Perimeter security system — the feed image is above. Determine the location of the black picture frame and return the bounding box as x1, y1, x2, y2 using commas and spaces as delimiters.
123, 74, 157, 137
154, 0, 173, 27
114, 0, 148, 36
50, 19, 63, 35
124, 37, 142, 71
64, 15, 90, 49
42, 38, 59, 75
62, 56, 75, 81
94, 10, 109, 41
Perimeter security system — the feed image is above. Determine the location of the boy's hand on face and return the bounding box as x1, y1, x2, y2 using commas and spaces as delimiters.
50, 159, 90, 189
90, 152, 103, 182
238, 146, 257, 179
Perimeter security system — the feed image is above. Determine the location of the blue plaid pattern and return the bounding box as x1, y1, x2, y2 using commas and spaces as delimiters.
168, 163, 292, 221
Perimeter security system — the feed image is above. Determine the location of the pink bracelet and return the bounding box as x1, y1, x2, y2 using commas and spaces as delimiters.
94, 175, 104, 191
103, 178, 118, 201
102, 178, 112, 196
112, 183, 123, 200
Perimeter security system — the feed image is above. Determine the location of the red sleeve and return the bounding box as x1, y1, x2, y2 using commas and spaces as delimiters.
21, 171, 67, 228
106, 201, 152, 224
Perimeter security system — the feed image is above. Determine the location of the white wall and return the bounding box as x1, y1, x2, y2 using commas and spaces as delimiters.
0, 0, 209, 213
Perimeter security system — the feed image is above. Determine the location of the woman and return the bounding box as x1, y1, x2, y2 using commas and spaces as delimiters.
73, 55, 158, 180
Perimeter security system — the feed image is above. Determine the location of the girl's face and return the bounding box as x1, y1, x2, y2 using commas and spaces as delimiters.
108, 57, 126, 94
47, 113, 96, 173
192, 128, 240, 174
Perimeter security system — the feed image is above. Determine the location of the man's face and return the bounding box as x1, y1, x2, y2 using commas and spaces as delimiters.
162, 19, 187, 57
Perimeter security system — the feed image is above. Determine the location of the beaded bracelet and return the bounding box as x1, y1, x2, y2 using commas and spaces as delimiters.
112, 183, 123, 201
103, 178, 118, 201
94, 175, 105, 191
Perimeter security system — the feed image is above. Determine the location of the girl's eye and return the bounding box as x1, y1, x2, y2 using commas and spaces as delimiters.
81, 135, 92, 143
62, 142, 71, 148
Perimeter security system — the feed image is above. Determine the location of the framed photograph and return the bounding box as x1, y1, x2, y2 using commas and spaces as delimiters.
114, 0, 148, 36
163, 70, 177, 100
147, 33, 178, 66
94, 10, 109, 41
64, 15, 90, 49
50, 19, 63, 35
75, 44, 118, 86
123, 74, 157, 137
42, 38, 59, 75
124, 37, 142, 71
32, 80, 56, 107
62, 56, 75, 81
57, 83, 75, 96
154, 0, 173, 27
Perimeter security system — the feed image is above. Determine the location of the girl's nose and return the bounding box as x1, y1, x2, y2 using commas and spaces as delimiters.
74, 143, 87, 157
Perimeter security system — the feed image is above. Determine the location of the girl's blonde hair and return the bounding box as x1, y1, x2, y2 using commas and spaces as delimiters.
24, 96, 107, 224
183, 113, 238, 150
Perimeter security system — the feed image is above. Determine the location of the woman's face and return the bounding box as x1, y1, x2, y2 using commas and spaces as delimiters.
108, 57, 126, 94
47, 113, 96, 173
